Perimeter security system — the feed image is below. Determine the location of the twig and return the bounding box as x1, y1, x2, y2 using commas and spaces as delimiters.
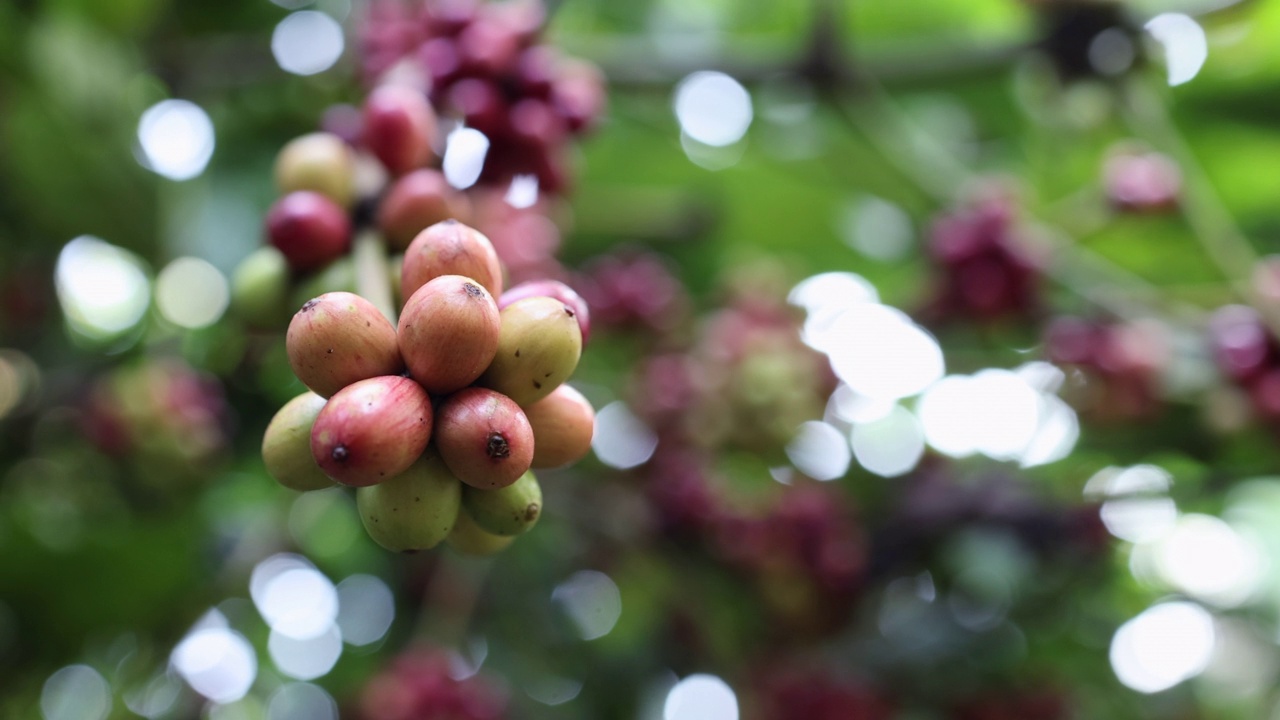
353, 230, 398, 324
411, 552, 492, 650
1118, 76, 1280, 336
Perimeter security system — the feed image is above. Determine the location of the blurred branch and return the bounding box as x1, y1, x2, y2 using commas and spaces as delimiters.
413, 552, 490, 650
586, 36, 1025, 88
354, 231, 397, 324
1120, 78, 1267, 325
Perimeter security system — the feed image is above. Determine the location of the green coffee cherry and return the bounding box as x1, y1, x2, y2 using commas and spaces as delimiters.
231, 247, 290, 329
462, 470, 542, 536
289, 256, 356, 312
478, 297, 582, 407
357, 452, 461, 552
447, 506, 515, 556
262, 391, 334, 491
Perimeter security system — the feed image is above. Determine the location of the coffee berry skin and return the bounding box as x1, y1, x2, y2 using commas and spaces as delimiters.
435, 388, 535, 489
274, 132, 356, 207
231, 246, 290, 329
286, 292, 403, 398
401, 220, 504, 300
266, 191, 352, 272
479, 296, 582, 407
398, 275, 501, 395
310, 375, 433, 487
378, 169, 470, 251
362, 84, 437, 176
523, 384, 595, 469
463, 470, 543, 536
357, 452, 462, 552
263, 391, 335, 492
447, 506, 515, 556
498, 279, 590, 344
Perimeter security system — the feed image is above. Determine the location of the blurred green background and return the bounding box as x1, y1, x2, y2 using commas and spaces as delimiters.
5, 0, 1280, 719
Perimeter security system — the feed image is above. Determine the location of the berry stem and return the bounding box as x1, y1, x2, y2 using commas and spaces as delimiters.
1119, 77, 1280, 330
354, 229, 398, 324
412, 551, 491, 650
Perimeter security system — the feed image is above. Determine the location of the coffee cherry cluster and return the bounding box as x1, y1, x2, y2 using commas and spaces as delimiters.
262, 220, 595, 554
752, 665, 894, 720
631, 292, 831, 454
922, 196, 1042, 325
1208, 304, 1280, 423
576, 250, 690, 335
644, 448, 866, 634
81, 358, 229, 498
1043, 315, 1169, 421
359, 0, 606, 194
358, 647, 508, 720
232, 84, 460, 326
1103, 145, 1181, 214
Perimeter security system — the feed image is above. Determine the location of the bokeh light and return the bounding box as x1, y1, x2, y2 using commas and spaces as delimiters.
272, 11, 345, 76
266, 682, 339, 720
838, 196, 914, 261
663, 674, 738, 720
443, 127, 490, 189
1155, 514, 1263, 608
268, 625, 343, 681
908, 364, 1080, 466
257, 567, 339, 640
851, 404, 925, 477
785, 420, 851, 481
552, 570, 623, 641
673, 72, 752, 147
55, 236, 151, 341
593, 401, 658, 469
1145, 13, 1207, 87
1110, 601, 1215, 694
336, 574, 395, 647
171, 625, 258, 704
155, 257, 229, 329
137, 100, 215, 181
525, 675, 584, 706
819, 304, 944, 401
505, 174, 540, 209
41, 665, 111, 720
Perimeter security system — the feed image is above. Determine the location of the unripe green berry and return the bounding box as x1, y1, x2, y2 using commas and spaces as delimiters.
357, 452, 461, 552
479, 297, 582, 406
462, 470, 542, 536
262, 391, 333, 491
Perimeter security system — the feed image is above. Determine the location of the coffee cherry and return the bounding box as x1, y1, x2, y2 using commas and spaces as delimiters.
479, 296, 582, 406
516, 45, 558, 100
498, 279, 589, 343
1210, 305, 1272, 383
363, 85, 437, 176
289, 256, 355, 311
287, 292, 403, 398
523, 384, 594, 469
230, 246, 290, 329
462, 470, 541, 536
552, 59, 606, 134
398, 275, 501, 394
377, 169, 470, 250
435, 388, 534, 489
456, 16, 520, 77
357, 451, 461, 551
447, 506, 515, 556
262, 391, 334, 491
266, 191, 353, 272
310, 375, 433, 486
275, 132, 357, 207
445, 78, 508, 138
401, 220, 504, 301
